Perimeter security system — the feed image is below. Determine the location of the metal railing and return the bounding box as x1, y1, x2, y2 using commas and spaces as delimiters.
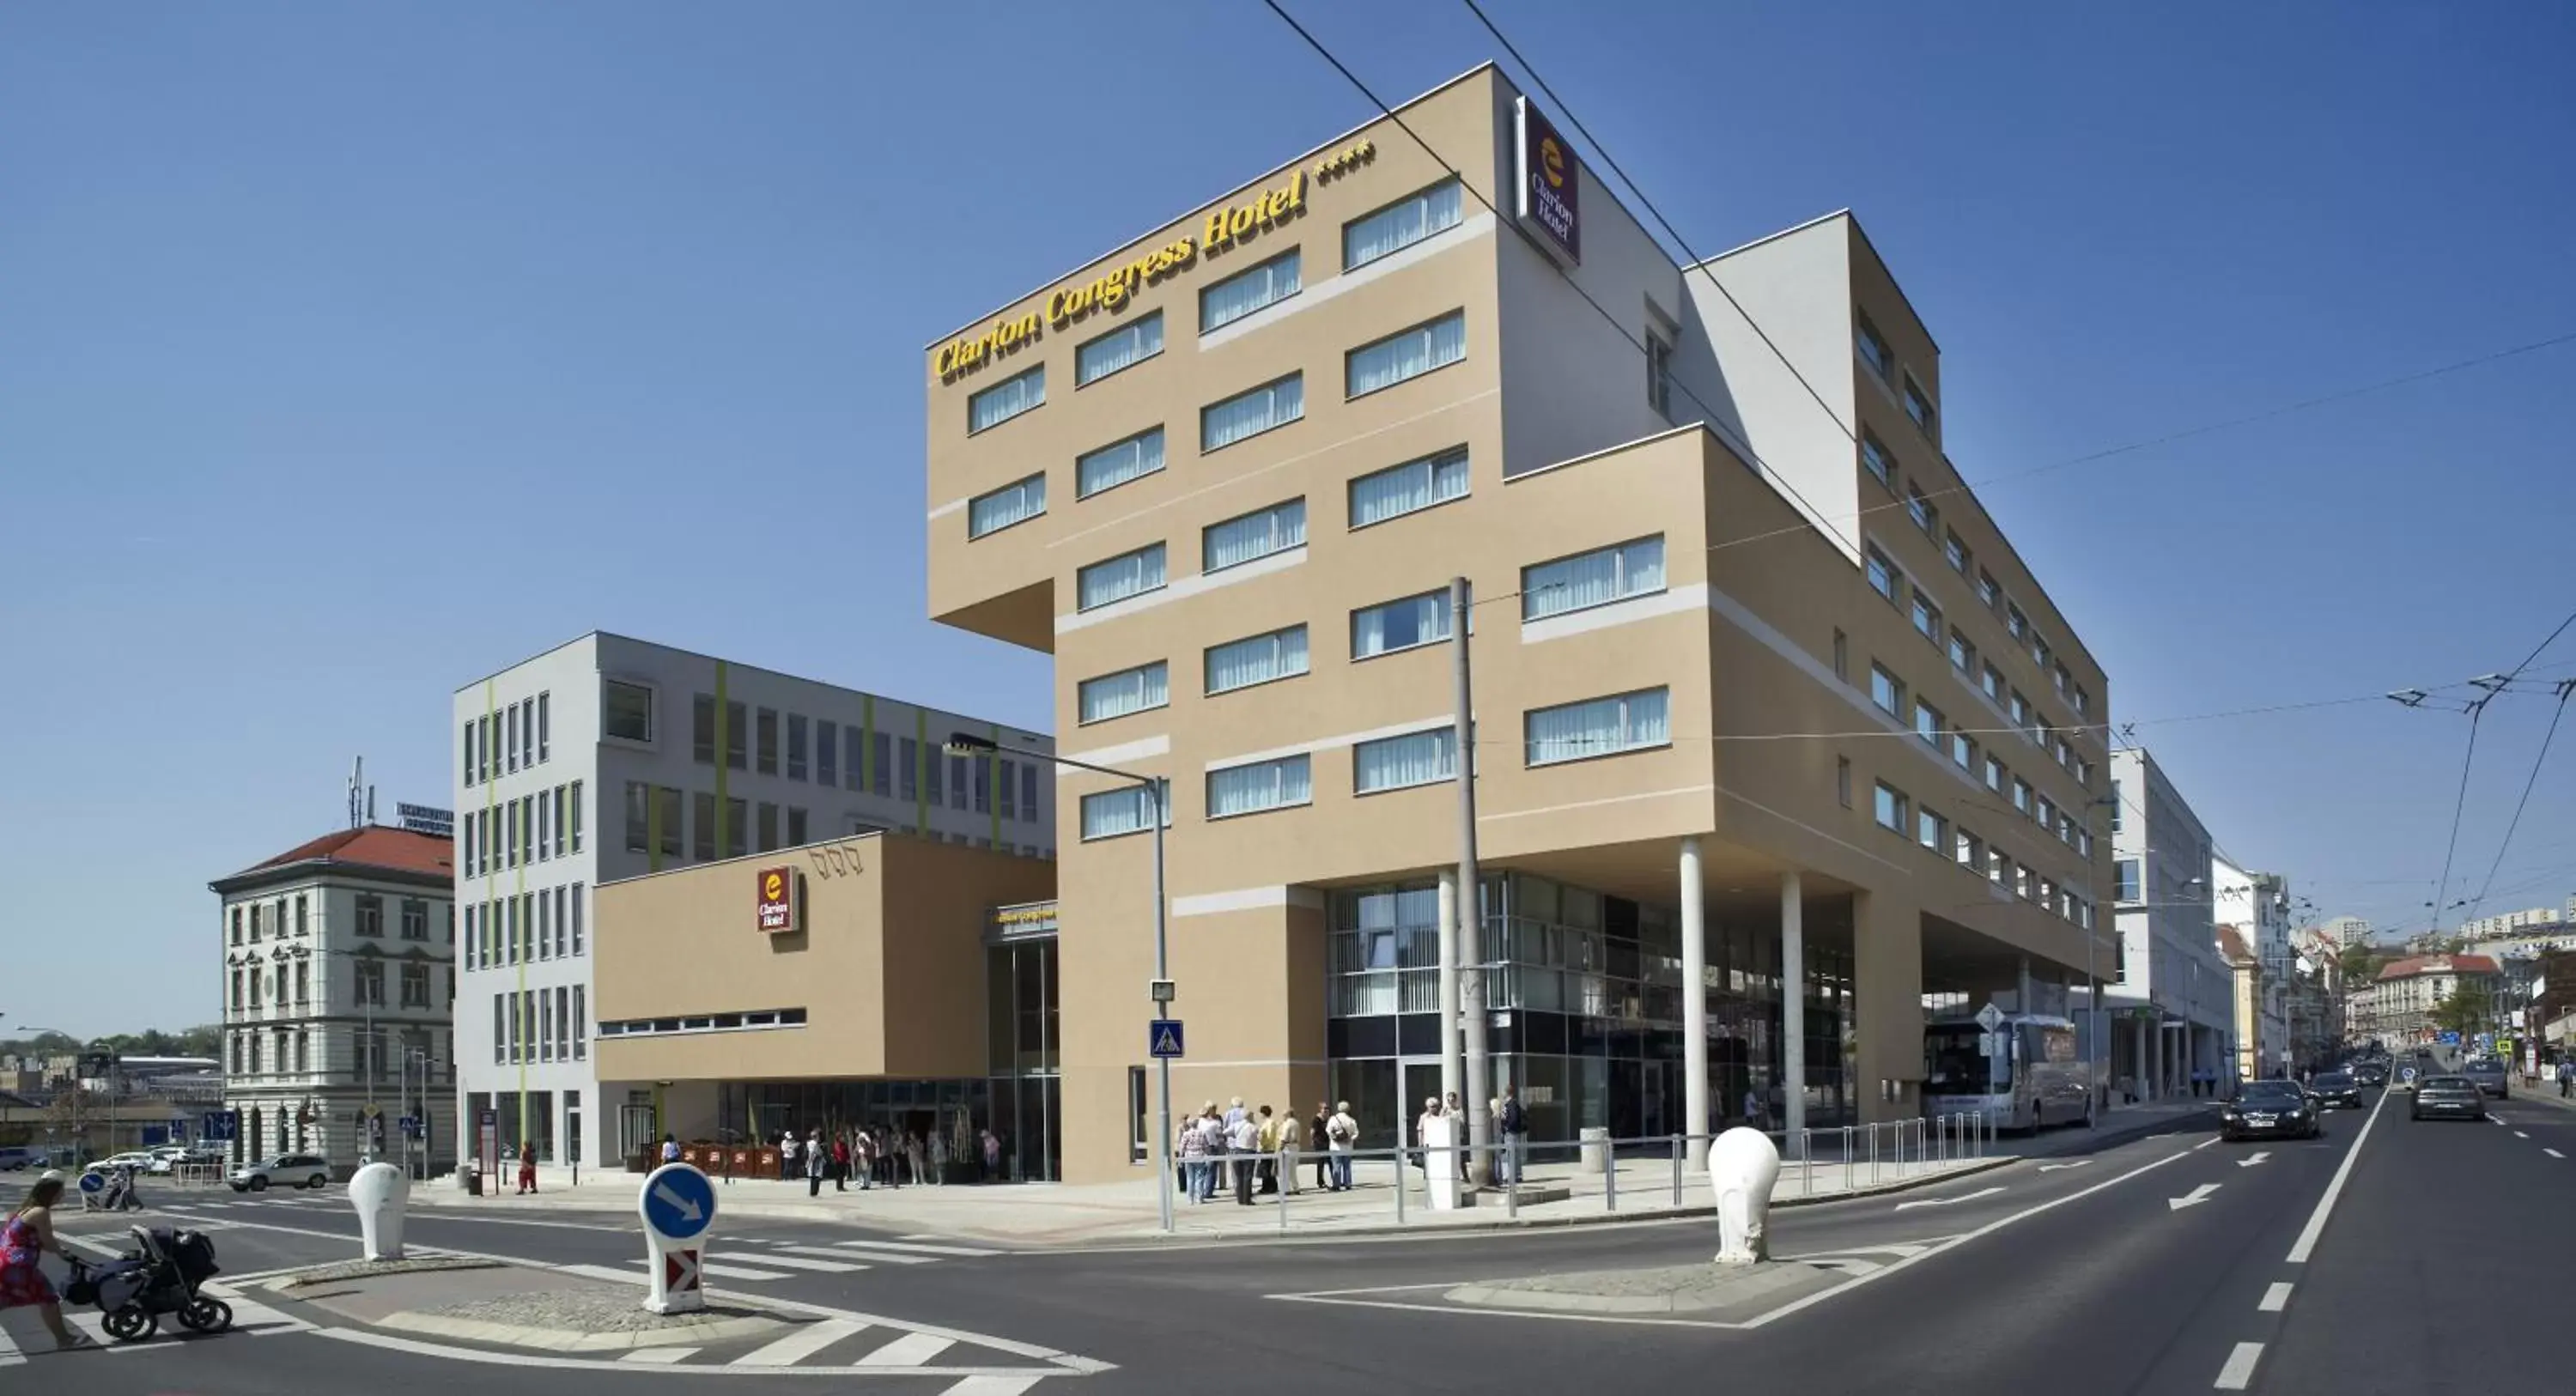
1164, 1113, 1999, 1232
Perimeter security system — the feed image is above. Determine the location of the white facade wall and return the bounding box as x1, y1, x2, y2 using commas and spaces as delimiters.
2106, 749, 2233, 1090
450, 632, 1056, 1169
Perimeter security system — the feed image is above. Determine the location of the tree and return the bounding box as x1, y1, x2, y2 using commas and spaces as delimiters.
2429, 980, 2494, 1037
2337, 944, 2387, 985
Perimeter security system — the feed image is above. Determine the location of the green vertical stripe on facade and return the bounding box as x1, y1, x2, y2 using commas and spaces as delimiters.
714, 661, 731, 856
987, 719, 1001, 845
914, 708, 929, 833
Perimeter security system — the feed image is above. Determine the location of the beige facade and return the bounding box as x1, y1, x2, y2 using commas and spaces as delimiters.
925, 64, 2111, 1181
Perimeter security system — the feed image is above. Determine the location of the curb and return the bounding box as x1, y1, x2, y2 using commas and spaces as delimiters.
376, 1308, 785, 1352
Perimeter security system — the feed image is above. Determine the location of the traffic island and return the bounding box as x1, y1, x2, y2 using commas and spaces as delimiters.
1445, 1259, 1840, 1317
265, 1260, 790, 1351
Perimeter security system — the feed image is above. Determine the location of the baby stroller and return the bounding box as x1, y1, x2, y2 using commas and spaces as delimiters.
64, 1225, 228, 1342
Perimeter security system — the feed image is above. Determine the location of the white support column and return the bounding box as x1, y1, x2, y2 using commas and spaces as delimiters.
1781, 872, 1806, 1144
1680, 838, 1709, 1169
1437, 870, 1461, 1122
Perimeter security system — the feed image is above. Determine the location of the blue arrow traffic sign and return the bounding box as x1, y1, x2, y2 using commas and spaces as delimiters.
640, 1162, 717, 1242
202, 1110, 240, 1142
77, 1170, 105, 1194
1148, 1019, 1186, 1059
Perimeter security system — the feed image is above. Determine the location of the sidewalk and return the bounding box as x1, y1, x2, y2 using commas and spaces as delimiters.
414, 1097, 2211, 1247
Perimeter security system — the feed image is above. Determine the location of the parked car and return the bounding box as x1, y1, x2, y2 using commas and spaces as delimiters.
0, 1147, 37, 1172
2458, 1059, 2509, 1099
2411, 1075, 2486, 1120
2221, 1081, 2321, 1140
229, 1153, 333, 1193
2311, 1071, 2365, 1108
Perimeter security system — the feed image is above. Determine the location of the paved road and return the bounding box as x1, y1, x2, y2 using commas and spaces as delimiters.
4, 1089, 2562, 1393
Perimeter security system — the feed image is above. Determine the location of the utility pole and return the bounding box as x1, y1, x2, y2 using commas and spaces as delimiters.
1450, 578, 1492, 1187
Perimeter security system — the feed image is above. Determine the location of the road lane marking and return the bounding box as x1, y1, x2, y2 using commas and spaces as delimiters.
1894, 1187, 2003, 1211
2169, 1184, 2221, 1211
2036, 1162, 2092, 1172
623, 1258, 793, 1283
937, 1379, 1046, 1395
619, 1347, 698, 1363
2215, 1340, 2264, 1389
2258, 1283, 2292, 1312
714, 1252, 864, 1274
731, 1317, 871, 1366
855, 1332, 957, 1366
2547, 1149, 2566, 1159
2195, 1138, 2218, 1151
2237, 1151, 2270, 1168
2513, 1131, 2529, 1138
824, 1239, 1003, 1257
2287, 1078, 2391, 1264
317, 1326, 1100, 1377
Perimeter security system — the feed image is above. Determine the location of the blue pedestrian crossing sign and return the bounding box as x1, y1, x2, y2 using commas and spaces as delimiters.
640, 1162, 717, 1243
1148, 1019, 1186, 1059
203, 1110, 240, 1142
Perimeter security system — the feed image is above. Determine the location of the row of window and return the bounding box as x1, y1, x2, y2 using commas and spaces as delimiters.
1854, 311, 1937, 440
1078, 688, 1671, 840
464, 691, 553, 786
228, 958, 447, 1015
964, 179, 1468, 437
973, 307, 1467, 549
495, 985, 588, 1066
463, 884, 586, 972
228, 1025, 445, 1079
597, 1007, 809, 1039
685, 695, 1047, 822
1862, 548, 2095, 787
228, 895, 444, 948
460, 782, 585, 879
1868, 778, 2097, 931
1864, 659, 2096, 857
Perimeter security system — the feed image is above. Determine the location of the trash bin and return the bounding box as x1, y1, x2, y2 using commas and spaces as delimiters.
1578, 1126, 1610, 1175
460, 1163, 482, 1197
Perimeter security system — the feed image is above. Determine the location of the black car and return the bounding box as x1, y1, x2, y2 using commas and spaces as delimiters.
2311, 1071, 2364, 1108
2411, 1075, 2485, 1120
2354, 1062, 2388, 1087
2221, 1081, 2321, 1141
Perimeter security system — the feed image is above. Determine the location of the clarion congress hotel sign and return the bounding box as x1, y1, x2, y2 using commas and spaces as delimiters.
755, 865, 801, 934
932, 139, 1376, 382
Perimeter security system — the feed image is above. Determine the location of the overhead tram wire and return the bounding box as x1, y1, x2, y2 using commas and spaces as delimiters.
2446, 606, 2576, 926
2421, 603, 2576, 935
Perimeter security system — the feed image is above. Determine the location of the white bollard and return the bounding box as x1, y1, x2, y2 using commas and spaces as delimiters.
348, 1161, 410, 1261
1709, 1126, 1779, 1266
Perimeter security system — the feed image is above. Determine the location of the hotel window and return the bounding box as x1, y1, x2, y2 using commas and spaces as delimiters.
1526, 688, 1670, 767
1944, 529, 1969, 574
1984, 756, 2004, 792
1208, 754, 1311, 818
968, 472, 1048, 537
506, 704, 519, 773
1075, 311, 1163, 386
1917, 805, 1945, 852
1904, 375, 1935, 434
1910, 590, 1940, 641
1914, 700, 1941, 746
1954, 828, 1982, 870
1354, 728, 1456, 794
753, 707, 777, 774
2072, 684, 2093, 718
724, 701, 747, 769
1874, 781, 1908, 834
1982, 662, 2004, 701
1078, 661, 1170, 725
817, 722, 836, 786
569, 780, 583, 852
1201, 373, 1303, 452
1860, 431, 1894, 488
1021, 764, 1039, 822
2054, 736, 2073, 770
725, 799, 746, 859
1948, 628, 1974, 674
1080, 781, 1170, 840
2032, 634, 2051, 670
1836, 756, 1852, 807
1865, 545, 1898, 601
1988, 847, 2009, 885
1343, 179, 1462, 270
1832, 629, 1849, 680
1347, 311, 1466, 398
1204, 498, 1307, 573
2115, 859, 2141, 902
463, 720, 477, 786
1200, 249, 1300, 332
1855, 313, 1889, 378
2012, 691, 2039, 738
692, 695, 716, 763
2012, 777, 2032, 815
950, 754, 971, 810
657, 786, 683, 861
1206, 625, 1309, 695
2057, 811, 2077, 846
477, 714, 493, 781
1076, 428, 1165, 499
603, 680, 653, 744
2005, 602, 2029, 640
757, 802, 779, 853
693, 792, 716, 861
1352, 590, 1451, 659
538, 692, 550, 762
624, 782, 649, 853
900, 738, 918, 800
872, 732, 892, 796
1077, 543, 1168, 611
2077, 827, 2094, 858
998, 761, 1016, 820
1646, 333, 1674, 418
787, 806, 808, 846
1350, 446, 1468, 528
2054, 661, 2073, 697
1977, 569, 2000, 609
968, 364, 1044, 434
1522, 537, 1664, 622
2110, 780, 2123, 831
1905, 484, 1935, 535
787, 714, 809, 781
1951, 731, 1974, 771
1869, 664, 1904, 717
2036, 795, 2057, 831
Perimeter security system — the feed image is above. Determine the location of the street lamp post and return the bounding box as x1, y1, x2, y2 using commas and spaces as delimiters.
948, 732, 1173, 1235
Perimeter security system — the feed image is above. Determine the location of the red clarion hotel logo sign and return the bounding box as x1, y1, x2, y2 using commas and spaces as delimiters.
755, 865, 799, 934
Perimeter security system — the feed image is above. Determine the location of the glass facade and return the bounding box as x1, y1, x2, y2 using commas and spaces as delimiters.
1325, 871, 1856, 1154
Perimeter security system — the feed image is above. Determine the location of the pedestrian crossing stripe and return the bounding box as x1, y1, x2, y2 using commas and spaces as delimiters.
0, 1288, 311, 1360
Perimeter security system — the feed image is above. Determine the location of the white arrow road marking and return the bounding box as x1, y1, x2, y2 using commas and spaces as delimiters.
2168, 1183, 2221, 1211
1893, 1187, 2003, 1211
651, 1181, 705, 1223
2037, 1161, 2093, 1172
2237, 1151, 2271, 1168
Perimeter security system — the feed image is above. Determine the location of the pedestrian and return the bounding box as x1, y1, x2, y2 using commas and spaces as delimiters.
1743, 1085, 1764, 1131
2, 1173, 98, 1351
1445, 1091, 1470, 1180
1178, 1110, 1210, 1204
516, 1138, 538, 1195
1414, 1096, 1443, 1179
981, 1127, 1001, 1182
2561, 1060, 2573, 1100
1195, 1107, 1228, 1204
1497, 1086, 1528, 1185
1326, 1101, 1358, 1191
780, 1130, 799, 1182
1255, 1106, 1279, 1195
1275, 1105, 1303, 1196
905, 1131, 927, 1188
804, 1130, 828, 1197
831, 1132, 851, 1193
929, 1127, 949, 1186
1309, 1102, 1333, 1192
854, 1128, 876, 1189
661, 1132, 680, 1164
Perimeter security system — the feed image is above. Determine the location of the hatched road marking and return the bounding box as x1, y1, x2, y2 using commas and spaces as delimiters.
731, 1317, 872, 1367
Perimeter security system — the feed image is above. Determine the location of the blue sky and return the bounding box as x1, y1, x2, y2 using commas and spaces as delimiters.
5, 2, 2572, 1035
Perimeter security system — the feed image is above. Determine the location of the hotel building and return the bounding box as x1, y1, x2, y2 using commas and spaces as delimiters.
924, 64, 2112, 1181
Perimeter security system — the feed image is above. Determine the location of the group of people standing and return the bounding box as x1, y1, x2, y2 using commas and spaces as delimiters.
1174, 1089, 1534, 1203
775, 1125, 1005, 1193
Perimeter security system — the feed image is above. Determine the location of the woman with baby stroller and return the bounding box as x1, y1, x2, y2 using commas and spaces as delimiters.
63, 1218, 228, 1342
